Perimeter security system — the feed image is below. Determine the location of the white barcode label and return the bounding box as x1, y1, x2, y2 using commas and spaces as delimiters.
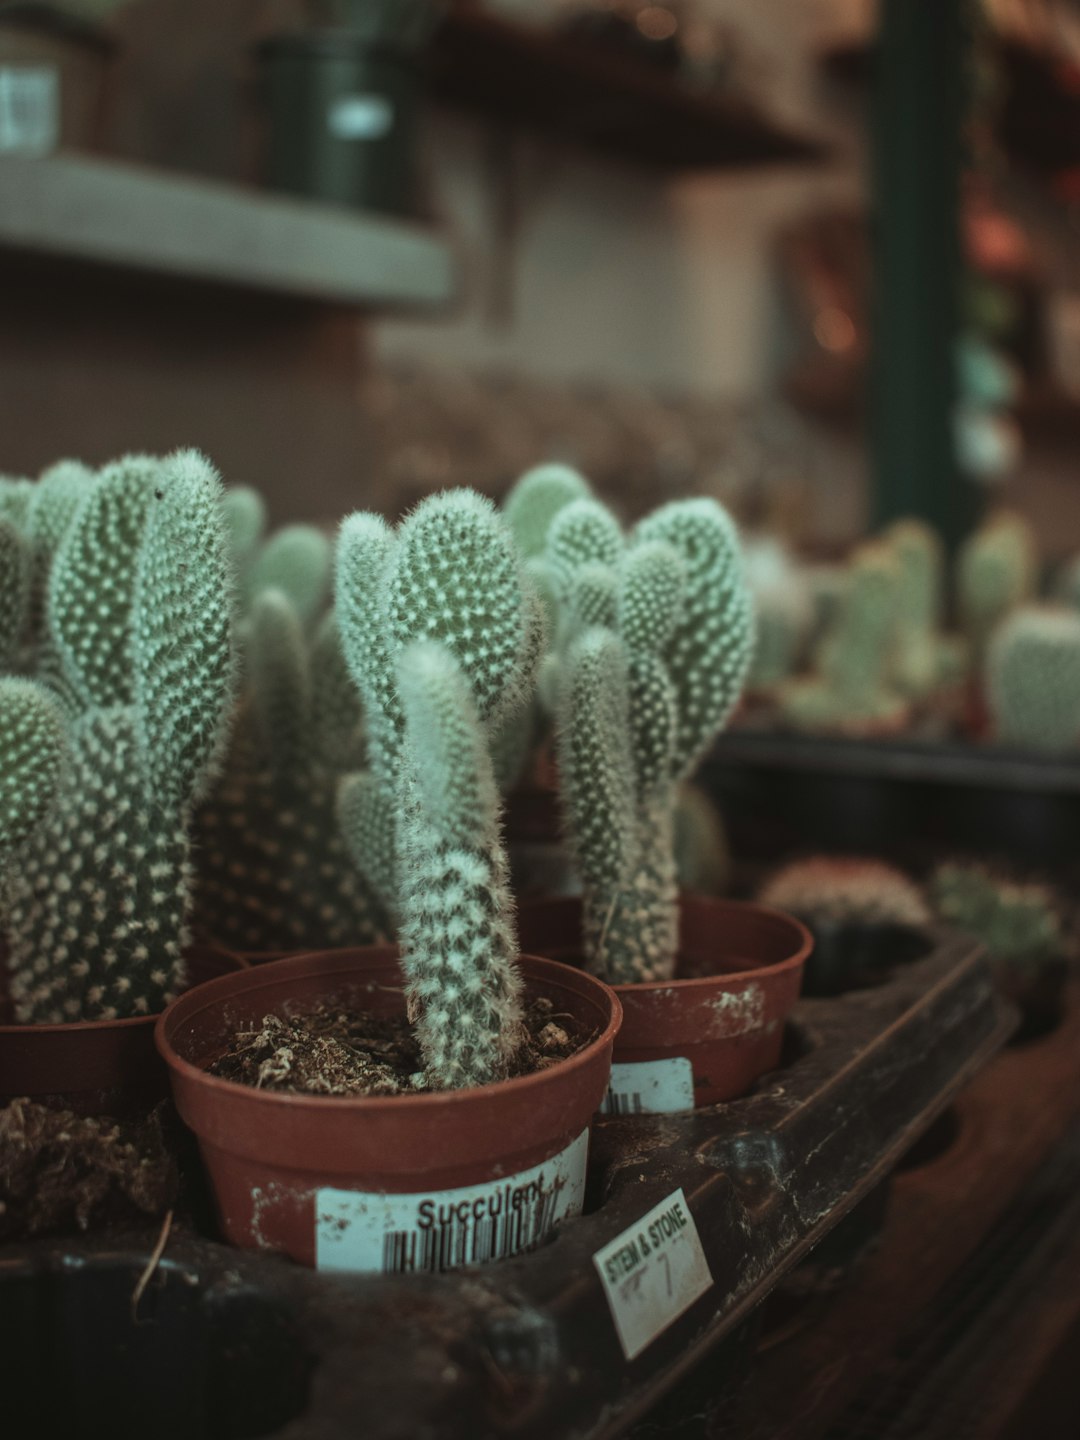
0, 68, 59, 156
315, 1129, 589, 1275
593, 1188, 713, 1360
600, 1057, 695, 1116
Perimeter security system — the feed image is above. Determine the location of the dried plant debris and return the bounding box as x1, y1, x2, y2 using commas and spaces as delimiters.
210, 997, 590, 1098
0, 1100, 176, 1240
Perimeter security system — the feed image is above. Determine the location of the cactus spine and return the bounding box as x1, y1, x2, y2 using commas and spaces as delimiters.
1, 451, 237, 1022
551, 497, 753, 983
335, 490, 541, 1088
987, 604, 1080, 751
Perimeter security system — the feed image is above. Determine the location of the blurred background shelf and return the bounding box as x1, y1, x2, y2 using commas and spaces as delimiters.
0, 154, 456, 309
429, 8, 829, 170
821, 32, 1080, 181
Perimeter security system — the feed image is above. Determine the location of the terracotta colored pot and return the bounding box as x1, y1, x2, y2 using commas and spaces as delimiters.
517, 893, 811, 1112
157, 947, 622, 1270
0, 945, 246, 1116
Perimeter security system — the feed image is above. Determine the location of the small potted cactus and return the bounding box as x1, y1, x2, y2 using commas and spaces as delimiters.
757, 856, 932, 996
780, 540, 911, 737
157, 490, 620, 1271
986, 604, 1080, 753
514, 485, 811, 1113
956, 509, 1038, 736
0, 451, 241, 1113
930, 861, 1069, 1041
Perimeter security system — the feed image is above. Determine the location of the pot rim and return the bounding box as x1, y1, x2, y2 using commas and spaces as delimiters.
156, 947, 623, 1115
519, 893, 814, 993
610, 899, 812, 996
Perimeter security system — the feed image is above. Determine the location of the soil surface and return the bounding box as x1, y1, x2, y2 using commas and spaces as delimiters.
210, 996, 592, 1097
0, 1099, 176, 1240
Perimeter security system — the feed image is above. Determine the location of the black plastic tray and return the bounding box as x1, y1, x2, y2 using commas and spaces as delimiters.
705, 731, 1080, 867
0, 934, 1010, 1440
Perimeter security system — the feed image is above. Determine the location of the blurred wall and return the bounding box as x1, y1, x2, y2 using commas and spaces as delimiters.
378, 0, 867, 398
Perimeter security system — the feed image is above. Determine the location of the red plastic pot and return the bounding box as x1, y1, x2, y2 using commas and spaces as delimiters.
157, 947, 622, 1270
518, 893, 811, 1112
0, 945, 246, 1115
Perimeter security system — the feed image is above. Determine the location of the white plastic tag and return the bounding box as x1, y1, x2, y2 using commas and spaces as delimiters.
592, 1188, 713, 1359
600, 1057, 695, 1115
315, 1129, 588, 1274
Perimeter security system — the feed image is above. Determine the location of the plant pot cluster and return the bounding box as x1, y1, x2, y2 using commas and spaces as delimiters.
0, 454, 825, 1277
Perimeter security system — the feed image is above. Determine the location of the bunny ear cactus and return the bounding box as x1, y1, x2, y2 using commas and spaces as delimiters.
1, 450, 237, 1023
987, 604, 1080, 751
782, 542, 907, 735
247, 523, 332, 627
885, 518, 945, 698
552, 497, 753, 983
396, 642, 523, 1088
502, 463, 591, 558
335, 489, 540, 1088
195, 596, 388, 954
957, 510, 1038, 657
0, 521, 30, 672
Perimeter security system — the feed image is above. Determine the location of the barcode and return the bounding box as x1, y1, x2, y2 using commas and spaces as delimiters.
381, 1184, 563, 1274
0, 68, 59, 156
602, 1090, 645, 1116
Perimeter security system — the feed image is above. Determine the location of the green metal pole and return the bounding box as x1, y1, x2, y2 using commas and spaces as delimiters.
870, 0, 974, 547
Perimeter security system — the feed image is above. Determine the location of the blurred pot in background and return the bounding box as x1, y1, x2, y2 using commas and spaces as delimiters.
256, 0, 442, 216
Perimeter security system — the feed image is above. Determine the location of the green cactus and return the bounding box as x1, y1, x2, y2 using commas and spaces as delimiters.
396, 641, 524, 1088
782, 542, 907, 735
987, 604, 1080, 751
759, 856, 930, 929
0, 679, 69, 858
335, 489, 540, 1088
673, 784, 730, 897
1, 450, 237, 1023
885, 518, 945, 698
221, 484, 267, 583
502, 462, 590, 558
957, 510, 1037, 657
196, 598, 388, 954
552, 497, 753, 983
748, 594, 805, 691
0, 521, 30, 671
0, 460, 91, 679
247, 523, 332, 627
930, 862, 1062, 970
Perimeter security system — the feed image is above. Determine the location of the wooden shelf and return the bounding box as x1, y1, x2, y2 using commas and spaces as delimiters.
0, 154, 456, 309
429, 9, 829, 171
822, 33, 1080, 179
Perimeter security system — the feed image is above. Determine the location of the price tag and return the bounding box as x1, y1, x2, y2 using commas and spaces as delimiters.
600, 1057, 695, 1115
315, 1129, 588, 1275
592, 1188, 713, 1359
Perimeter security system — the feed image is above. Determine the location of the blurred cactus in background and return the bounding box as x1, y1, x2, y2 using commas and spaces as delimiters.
986, 604, 1080, 751
759, 856, 930, 930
